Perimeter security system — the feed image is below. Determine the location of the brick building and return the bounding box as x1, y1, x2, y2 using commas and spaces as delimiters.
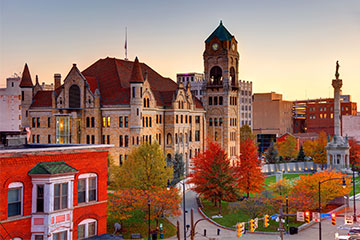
292, 96, 357, 135
0, 143, 111, 240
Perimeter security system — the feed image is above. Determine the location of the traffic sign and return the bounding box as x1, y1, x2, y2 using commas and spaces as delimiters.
345, 215, 354, 225
271, 214, 278, 220
297, 212, 304, 222
312, 212, 320, 222
321, 213, 331, 219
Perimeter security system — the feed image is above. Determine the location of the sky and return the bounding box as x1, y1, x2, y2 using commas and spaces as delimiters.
1, 0, 359, 103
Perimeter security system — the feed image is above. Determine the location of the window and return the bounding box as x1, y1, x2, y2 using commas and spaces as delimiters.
195, 116, 200, 124
56, 116, 70, 144
214, 118, 218, 126
219, 96, 223, 105
35, 235, 44, 240
125, 117, 128, 127
176, 115, 178, 124
54, 183, 68, 210
86, 117, 90, 128
37, 135, 40, 143
36, 185, 44, 212
77, 219, 97, 240
86, 135, 90, 144
180, 115, 183, 124
209, 118, 213, 126
78, 174, 97, 204
91, 135, 95, 144
102, 117, 106, 127
209, 97, 212, 105
21, 91, 24, 101
189, 116, 192, 124
107, 135, 110, 144
53, 231, 67, 240
214, 97, 218, 105
8, 182, 23, 217
102, 135, 105, 144
119, 116, 123, 127
32, 117, 36, 128
48, 117, 51, 128
48, 135, 51, 143
91, 117, 95, 128
119, 155, 123, 166
119, 135, 123, 147
69, 84, 81, 108
132, 87, 136, 98
125, 135, 129, 147
219, 118, 223, 126
195, 130, 200, 141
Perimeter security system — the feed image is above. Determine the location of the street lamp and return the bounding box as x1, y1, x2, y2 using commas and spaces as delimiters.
318, 177, 346, 240
182, 180, 186, 240
148, 200, 151, 240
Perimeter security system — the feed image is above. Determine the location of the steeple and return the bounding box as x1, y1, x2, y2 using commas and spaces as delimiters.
129, 57, 144, 83
19, 63, 34, 87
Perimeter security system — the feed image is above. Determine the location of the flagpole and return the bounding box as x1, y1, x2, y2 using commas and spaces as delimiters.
125, 27, 128, 60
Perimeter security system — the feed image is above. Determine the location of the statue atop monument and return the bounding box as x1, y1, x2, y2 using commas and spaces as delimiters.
335, 60, 340, 79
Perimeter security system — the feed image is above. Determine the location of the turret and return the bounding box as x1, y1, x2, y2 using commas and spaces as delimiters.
19, 63, 34, 127
129, 57, 144, 129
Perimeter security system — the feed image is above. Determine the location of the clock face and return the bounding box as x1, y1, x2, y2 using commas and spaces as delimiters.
232, 43, 236, 51
212, 43, 219, 51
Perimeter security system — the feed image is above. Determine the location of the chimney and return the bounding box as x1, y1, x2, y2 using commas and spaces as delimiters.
54, 73, 61, 89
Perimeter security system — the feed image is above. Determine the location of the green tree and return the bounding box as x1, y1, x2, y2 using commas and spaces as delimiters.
172, 153, 185, 185
265, 142, 278, 163
297, 145, 306, 161
113, 143, 173, 190
240, 124, 256, 142
275, 135, 298, 161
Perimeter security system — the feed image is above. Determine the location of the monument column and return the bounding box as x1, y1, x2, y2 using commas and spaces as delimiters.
332, 60, 342, 136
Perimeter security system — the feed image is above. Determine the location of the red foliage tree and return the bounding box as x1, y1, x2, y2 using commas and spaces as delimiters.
235, 138, 265, 198
188, 141, 238, 215
349, 139, 360, 168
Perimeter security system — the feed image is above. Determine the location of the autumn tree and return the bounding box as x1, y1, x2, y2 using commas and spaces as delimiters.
275, 135, 298, 160
188, 141, 238, 215
231, 194, 271, 219
236, 138, 265, 198
303, 131, 328, 166
113, 143, 173, 190
289, 170, 351, 210
265, 142, 278, 163
349, 139, 360, 169
108, 186, 181, 225
268, 178, 293, 197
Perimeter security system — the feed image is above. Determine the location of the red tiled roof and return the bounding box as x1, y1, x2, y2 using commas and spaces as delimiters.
84, 76, 98, 93
81, 57, 178, 105
19, 63, 33, 87
192, 96, 203, 109
31, 91, 52, 107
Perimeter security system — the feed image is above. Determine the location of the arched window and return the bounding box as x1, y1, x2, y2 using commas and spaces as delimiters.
167, 133, 172, 145
230, 67, 236, 86
91, 117, 95, 128
78, 218, 97, 239
143, 98, 146, 107
175, 133, 178, 144
147, 98, 150, 108
8, 182, 23, 217
86, 117, 90, 128
69, 85, 81, 108
210, 66, 222, 85
209, 118, 213, 126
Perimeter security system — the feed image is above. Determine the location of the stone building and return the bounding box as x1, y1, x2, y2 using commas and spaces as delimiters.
0, 75, 21, 131
21, 58, 205, 172
239, 80, 252, 128
202, 21, 242, 158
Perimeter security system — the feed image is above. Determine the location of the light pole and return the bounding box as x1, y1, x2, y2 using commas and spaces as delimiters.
148, 200, 151, 240
352, 162, 357, 223
182, 180, 186, 240
318, 177, 346, 240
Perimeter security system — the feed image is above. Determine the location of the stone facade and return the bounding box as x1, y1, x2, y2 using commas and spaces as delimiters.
0, 76, 21, 131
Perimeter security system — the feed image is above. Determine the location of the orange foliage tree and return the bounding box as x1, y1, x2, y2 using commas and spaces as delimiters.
235, 138, 265, 198
303, 131, 328, 166
188, 141, 239, 215
108, 186, 181, 224
289, 170, 351, 211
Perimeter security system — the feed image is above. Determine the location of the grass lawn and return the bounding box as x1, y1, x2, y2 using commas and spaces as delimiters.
264, 173, 308, 187
107, 212, 176, 239
201, 199, 302, 232
349, 175, 360, 195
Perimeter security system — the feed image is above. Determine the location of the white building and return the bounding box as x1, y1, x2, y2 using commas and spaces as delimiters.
177, 73, 204, 101
239, 80, 253, 128
0, 76, 21, 131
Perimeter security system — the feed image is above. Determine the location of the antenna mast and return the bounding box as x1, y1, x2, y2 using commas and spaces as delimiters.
125, 27, 128, 60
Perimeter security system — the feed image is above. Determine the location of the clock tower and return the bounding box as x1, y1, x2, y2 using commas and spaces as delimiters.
203, 21, 241, 159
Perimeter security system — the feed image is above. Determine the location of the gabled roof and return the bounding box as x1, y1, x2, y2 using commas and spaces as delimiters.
28, 161, 78, 175
82, 57, 178, 105
205, 21, 234, 43
19, 63, 34, 87
31, 90, 53, 107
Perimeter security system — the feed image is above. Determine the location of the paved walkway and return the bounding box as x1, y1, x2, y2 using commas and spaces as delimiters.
166, 187, 360, 240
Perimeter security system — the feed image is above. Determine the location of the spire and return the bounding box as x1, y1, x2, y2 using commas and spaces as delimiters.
129, 57, 144, 83
19, 63, 33, 87
35, 75, 39, 85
